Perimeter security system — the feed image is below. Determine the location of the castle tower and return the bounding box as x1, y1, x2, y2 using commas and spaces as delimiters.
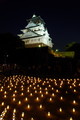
18, 14, 53, 48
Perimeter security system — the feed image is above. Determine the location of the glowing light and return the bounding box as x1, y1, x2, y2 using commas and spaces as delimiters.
72, 108, 75, 113
13, 94, 16, 97
70, 86, 72, 89
74, 89, 76, 93
25, 97, 28, 101
35, 90, 37, 93
52, 87, 54, 90
30, 93, 33, 96
4, 95, 7, 98
38, 45, 41, 47
7, 105, 9, 109
41, 94, 43, 97
46, 91, 48, 94
18, 101, 21, 105
52, 93, 55, 97
59, 108, 62, 112
13, 109, 16, 113
13, 98, 16, 101
60, 96, 63, 100
14, 90, 17, 93
47, 112, 51, 117
21, 92, 24, 96
4, 91, 7, 94
36, 97, 39, 101
49, 98, 52, 102
31, 118, 34, 120
56, 89, 59, 93
1, 102, 4, 106
72, 108, 76, 112
70, 117, 73, 120
39, 90, 42, 93
21, 112, 24, 117
73, 100, 76, 104
27, 104, 30, 109
39, 104, 42, 109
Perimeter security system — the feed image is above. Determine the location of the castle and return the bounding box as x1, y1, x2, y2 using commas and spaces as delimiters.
18, 14, 53, 48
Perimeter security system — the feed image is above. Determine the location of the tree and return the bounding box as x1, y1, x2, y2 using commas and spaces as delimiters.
0, 33, 24, 63
64, 42, 80, 58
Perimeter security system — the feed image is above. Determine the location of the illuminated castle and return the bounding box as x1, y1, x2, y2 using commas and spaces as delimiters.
18, 14, 53, 48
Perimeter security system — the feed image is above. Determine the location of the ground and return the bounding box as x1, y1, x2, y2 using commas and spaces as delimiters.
0, 75, 80, 120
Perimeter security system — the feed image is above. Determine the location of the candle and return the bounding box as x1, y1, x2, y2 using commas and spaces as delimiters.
70, 117, 73, 120
72, 108, 75, 113
21, 112, 24, 117
73, 100, 76, 104
59, 108, 62, 112
18, 101, 21, 105
47, 112, 51, 117
39, 104, 42, 109
27, 104, 30, 109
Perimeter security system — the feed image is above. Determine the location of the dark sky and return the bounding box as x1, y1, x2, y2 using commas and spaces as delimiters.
0, 0, 80, 51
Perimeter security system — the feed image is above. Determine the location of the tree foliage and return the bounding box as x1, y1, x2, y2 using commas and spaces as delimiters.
64, 42, 80, 58
0, 33, 24, 63
64, 42, 80, 51
0, 33, 24, 52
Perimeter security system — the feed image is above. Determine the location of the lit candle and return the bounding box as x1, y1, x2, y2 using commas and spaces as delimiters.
7, 105, 9, 109
39, 90, 42, 93
4, 95, 7, 98
40, 87, 42, 90
56, 89, 59, 93
46, 91, 48, 94
74, 89, 76, 93
4, 91, 7, 94
21, 92, 24, 96
13, 98, 16, 101
21, 88, 24, 91
18, 101, 21, 105
9, 88, 12, 90
49, 97, 52, 102
30, 93, 33, 96
47, 112, 51, 117
31, 118, 34, 120
13, 94, 16, 97
14, 90, 17, 93
25, 97, 28, 101
52, 87, 54, 90
21, 112, 24, 117
41, 94, 43, 97
36, 97, 39, 101
70, 86, 72, 89
1, 102, 4, 106
27, 90, 30, 93
35, 90, 37, 93
73, 100, 76, 104
52, 93, 55, 97
13, 109, 16, 113
39, 104, 42, 109
60, 96, 63, 100
70, 117, 73, 120
27, 104, 30, 109
72, 108, 75, 113
49, 85, 51, 87
59, 108, 62, 112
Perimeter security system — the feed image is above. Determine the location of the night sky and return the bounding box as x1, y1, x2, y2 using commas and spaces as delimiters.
0, 0, 80, 51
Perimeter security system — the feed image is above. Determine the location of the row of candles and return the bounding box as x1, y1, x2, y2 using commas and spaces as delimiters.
0, 75, 80, 119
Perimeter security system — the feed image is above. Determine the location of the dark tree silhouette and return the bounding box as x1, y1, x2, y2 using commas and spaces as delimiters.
64, 42, 80, 58
0, 33, 24, 63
